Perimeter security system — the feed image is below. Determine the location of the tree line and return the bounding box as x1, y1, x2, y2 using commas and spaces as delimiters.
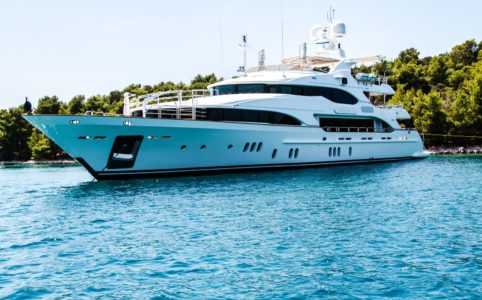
1, 40, 481, 161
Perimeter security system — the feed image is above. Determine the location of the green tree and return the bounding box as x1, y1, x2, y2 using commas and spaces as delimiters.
35, 96, 61, 114
28, 129, 53, 160
66, 95, 86, 115
447, 60, 482, 135
427, 55, 449, 87
449, 39, 479, 69
0, 107, 32, 160
412, 91, 447, 134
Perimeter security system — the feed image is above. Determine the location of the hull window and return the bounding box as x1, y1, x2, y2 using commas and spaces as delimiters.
107, 136, 143, 169
272, 149, 277, 159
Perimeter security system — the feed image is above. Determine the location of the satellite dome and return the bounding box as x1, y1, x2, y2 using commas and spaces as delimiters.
329, 22, 346, 38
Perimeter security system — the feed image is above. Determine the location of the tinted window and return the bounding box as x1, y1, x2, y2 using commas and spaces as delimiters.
207, 108, 223, 120
319, 118, 374, 128
332, 89, 358, 104
224, 109, 242, 122
204, 108, 300, 125
212, 84, 358, 104
214, 85, 236, 95
242, 110, 258, 122
279, 85, 292, 94
238, 84, 265, 93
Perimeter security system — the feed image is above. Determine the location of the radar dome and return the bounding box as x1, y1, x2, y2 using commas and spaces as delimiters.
329, 22, 346, 38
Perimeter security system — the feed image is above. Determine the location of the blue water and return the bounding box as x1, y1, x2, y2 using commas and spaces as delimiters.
0, 156, 481, 299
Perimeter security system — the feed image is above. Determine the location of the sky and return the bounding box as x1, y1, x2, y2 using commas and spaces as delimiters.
1, 0, 481, 109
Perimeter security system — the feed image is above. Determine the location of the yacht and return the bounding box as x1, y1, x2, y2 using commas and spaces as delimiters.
24, 18, 429, 180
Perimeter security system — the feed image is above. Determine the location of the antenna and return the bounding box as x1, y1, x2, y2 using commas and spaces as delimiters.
281, 0, 285, 60
217, 0, 224, 72
258, 49, 266, 67
238, 34, 249, 74
299, 43, 307, 68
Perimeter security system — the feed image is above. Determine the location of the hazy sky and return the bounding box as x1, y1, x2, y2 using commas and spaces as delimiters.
1, 0, 481, 109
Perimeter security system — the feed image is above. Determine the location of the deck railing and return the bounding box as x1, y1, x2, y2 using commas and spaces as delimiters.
124, 89, 210, 119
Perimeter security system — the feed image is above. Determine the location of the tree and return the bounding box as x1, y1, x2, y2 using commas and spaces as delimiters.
447, 60, 482, 135
35, 96, 61, 114
0, 107, 32, 161
449, 39, 479, 69
28, 129, 53, 160
67, 95, 86, 115
412, 91, 447, 134
427, 55, 449, 87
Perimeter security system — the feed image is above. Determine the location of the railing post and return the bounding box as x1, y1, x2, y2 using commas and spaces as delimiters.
123, 92, 131, 116
142, 99, 147, 118
177, 90, 182, 119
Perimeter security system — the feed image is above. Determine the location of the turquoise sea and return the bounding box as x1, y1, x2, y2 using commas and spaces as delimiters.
0, 156, 481, 299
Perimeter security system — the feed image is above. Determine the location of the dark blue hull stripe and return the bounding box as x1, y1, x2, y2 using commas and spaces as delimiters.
85, 156, 419, 180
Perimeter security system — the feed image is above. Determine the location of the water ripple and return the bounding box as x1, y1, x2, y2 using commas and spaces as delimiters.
0, 156, 481, 298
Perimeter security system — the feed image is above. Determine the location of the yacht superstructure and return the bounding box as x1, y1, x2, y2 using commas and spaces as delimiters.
24, 18, 428, 180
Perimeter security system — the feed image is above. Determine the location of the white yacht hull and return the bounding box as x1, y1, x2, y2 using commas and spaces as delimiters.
25, 115, 428, 180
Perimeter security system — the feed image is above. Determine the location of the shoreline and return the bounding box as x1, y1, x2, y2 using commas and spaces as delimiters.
426, 145, 482, 155
1, 145, 481, 166
0, 160, 79, 166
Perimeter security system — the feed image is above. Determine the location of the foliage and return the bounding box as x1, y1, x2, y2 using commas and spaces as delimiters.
0, 106, 32, 160
28, 129, 53, 160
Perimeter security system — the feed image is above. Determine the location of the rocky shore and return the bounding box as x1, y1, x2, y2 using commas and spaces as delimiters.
427, 145, 482, 155
0, 160, 78, 166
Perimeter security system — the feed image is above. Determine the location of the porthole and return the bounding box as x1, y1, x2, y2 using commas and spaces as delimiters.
228, 144, 233, 149
329, 147, 332, 157
289, 148, 293, 159
294, 148, 299, 159
323, 137, 327, 141
250, 143, 257, 152
70, 120, 79, 124
147, 136, 156, 139
180, 145, 187, 150
243, 143, 250, 152
337, 147, 341, 157
256, 142, 263, 152
272, 149, 277, 159
349, 146, 352, 156
200, 145, 206, 150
